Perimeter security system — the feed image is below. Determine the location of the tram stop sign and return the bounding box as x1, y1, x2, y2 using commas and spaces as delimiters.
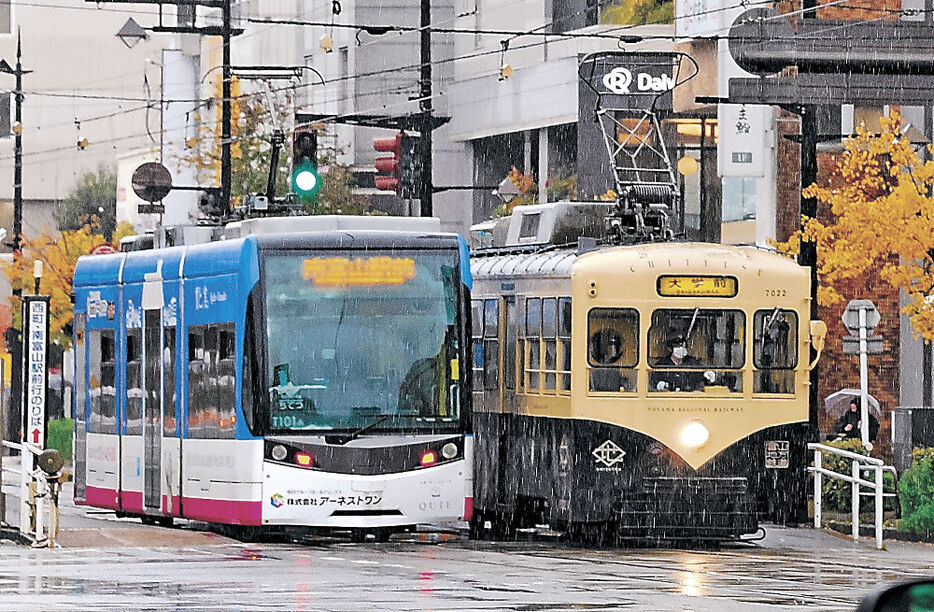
842, 299, 884, 355
842, 299, 881, 335
132, 162, 172, 203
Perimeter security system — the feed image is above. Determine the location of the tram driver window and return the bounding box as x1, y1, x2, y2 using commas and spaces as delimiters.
587, 308, 638, 393
648, 309, 745, 393
753, 309, 798, 394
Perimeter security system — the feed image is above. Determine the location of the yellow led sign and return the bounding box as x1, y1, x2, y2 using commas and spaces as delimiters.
658, 275, 737, 297
302, 257, 417, 286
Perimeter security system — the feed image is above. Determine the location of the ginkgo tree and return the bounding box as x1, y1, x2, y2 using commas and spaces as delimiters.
0, 223, 135, 348
775, 111, 934, 340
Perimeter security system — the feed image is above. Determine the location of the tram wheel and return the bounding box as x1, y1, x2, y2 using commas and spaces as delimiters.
350, 528, 368, 543
373, 528, 392, 543
140, 515, 157, 526
157, 517, 174, 528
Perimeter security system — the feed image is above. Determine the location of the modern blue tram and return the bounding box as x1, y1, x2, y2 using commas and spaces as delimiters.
72, 218, 473, 538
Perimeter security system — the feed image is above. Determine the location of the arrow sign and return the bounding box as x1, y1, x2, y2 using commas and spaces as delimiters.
31, 428, 40, 444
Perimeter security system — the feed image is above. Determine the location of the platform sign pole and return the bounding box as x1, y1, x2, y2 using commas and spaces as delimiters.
20, 295, 48, 536
22, 295, 49, 451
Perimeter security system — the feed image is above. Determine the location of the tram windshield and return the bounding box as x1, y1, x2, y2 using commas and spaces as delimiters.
649, 308, 745, 393
263, 249, 461, 432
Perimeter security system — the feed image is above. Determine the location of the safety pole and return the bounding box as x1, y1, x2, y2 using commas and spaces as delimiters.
813, 448, 822, 528
851, 460, 860, 540
874, 465, 883, 549
858, 307, 870, 447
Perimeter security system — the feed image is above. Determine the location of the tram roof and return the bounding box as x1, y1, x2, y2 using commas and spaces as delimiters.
253, 230, 463, 251
73, 252, 125, 288
471, 249, 577, 278
574, 242, 804, 276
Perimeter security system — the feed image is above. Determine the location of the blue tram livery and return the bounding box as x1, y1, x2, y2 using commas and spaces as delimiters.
72, 217, 473, 539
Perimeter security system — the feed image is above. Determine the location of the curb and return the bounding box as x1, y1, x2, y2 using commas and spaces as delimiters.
0, 525, 32, 546
826, 520, 934, 545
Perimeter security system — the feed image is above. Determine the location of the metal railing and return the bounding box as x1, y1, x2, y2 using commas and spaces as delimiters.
808, 442, 897, 550
1, 440, 62, 547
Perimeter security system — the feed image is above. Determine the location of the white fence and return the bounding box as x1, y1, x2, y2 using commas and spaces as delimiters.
808, 442, 897, 550
1, 441, 62, 547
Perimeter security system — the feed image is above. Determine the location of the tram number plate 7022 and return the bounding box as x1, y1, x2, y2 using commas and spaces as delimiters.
765, 440, 790, 469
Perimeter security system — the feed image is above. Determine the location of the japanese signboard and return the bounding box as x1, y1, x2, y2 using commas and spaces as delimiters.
22, 296, 49, 448
717, 104, 772, 177
657, 275, 738, 297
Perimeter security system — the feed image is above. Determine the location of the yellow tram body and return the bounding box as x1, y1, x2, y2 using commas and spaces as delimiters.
567, 243, 812, 469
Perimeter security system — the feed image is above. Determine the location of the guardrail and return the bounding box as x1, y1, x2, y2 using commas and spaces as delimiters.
807, 442, 897, 550
1, 440, 63, 548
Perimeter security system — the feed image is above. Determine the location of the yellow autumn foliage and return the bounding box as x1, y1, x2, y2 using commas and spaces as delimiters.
0, 223, 135, 348
774, 111, 934, 340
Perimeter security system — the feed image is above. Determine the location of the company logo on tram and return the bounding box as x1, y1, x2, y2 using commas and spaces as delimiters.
270, 493, 285, 508
592, 440, 627, 470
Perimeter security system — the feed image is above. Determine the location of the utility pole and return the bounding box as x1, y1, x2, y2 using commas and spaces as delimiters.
799, 0, 819, 443
221, 0, 232, 210
419, 0, 433, 217
0, 30, 30, 447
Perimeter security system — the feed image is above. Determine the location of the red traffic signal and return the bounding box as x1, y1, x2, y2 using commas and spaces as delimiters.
373, 133, 402, 194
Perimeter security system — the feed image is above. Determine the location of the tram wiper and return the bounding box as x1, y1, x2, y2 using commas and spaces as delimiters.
325, 414, 390, 446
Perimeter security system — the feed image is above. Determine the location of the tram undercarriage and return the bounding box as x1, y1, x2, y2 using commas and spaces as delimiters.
470, 414, 810, 544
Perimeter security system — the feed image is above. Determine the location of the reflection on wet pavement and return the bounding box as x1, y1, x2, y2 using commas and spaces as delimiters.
0, 526, 929, 610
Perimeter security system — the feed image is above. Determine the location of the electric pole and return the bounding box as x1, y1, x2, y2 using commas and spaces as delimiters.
221, 0, 232, 209
419, 0, 433, 217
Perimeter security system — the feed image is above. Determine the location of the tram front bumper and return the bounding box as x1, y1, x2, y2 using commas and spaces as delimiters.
261, 459, 468, 528
613, 476, 758, 541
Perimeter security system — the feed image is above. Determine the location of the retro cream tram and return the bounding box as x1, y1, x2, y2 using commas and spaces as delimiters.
469, 202, 825, 542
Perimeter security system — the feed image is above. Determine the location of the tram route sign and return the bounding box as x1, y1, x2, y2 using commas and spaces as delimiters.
21, 295, 50, 449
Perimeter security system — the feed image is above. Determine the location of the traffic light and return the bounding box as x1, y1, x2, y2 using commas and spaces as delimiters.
398, 132, 421, 200
292, 128, 321, 201
373, 133, 402, 194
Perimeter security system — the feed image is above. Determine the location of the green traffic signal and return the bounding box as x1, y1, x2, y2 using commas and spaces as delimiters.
291, 163, 322, 200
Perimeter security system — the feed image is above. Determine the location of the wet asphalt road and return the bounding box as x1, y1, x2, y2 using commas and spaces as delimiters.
0, 520, 932, 610
1, 478, 932, 611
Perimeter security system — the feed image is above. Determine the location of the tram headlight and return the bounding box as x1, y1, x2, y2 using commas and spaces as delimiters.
441, 442, 458, 460
680, 421, 710, 449
271, 444, 288, 461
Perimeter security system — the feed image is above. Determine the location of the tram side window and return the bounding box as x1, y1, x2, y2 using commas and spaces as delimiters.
217, 325, 237, 438
188, 323, 238, 439
587, 308, 638, 393
126, 329, 143, 435
74, 316, 86, 431
648, 309, 745, 393
188, 327, 208, 438
163, 327, 177, 437
542, 298, 558, 391
87, 329, 110, 434
100, 331, 116, 432
525, 297, 542, 391
471, 300, 484, 392
482, 299, 499, 391
241, 302, 256, 432
558, 298, 571, 391
753, 309, 798, 394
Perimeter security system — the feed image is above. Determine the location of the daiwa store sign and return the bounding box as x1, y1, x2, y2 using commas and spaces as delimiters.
580, 52, 677, 111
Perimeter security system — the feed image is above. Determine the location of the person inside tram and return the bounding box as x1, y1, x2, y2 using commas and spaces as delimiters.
651, 334, 716, 392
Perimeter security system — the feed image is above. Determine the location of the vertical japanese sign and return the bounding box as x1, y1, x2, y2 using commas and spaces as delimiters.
22, 296, 49, 449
